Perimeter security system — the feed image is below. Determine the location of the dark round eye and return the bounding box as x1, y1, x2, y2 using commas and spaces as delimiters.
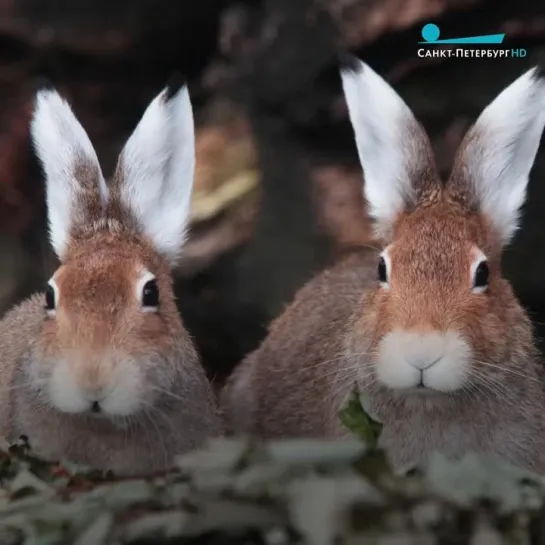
45, 285, 55, 311
473, 260, 489, 289
378, 256, 388, 284
142, 279, 159, 308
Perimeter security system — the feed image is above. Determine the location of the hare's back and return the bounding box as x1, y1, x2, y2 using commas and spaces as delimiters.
223, 251, 377, 438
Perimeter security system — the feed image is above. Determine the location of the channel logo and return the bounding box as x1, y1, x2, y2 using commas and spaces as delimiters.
417, 23, 526, 59
419, 23, 504, 45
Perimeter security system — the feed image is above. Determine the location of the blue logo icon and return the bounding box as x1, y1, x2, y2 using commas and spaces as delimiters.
420, 23, 505, 44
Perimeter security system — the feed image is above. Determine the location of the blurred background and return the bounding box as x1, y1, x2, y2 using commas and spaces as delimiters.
0, 0, 545, 386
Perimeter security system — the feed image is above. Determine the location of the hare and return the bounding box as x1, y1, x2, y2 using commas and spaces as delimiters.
221, 59, 545, 474
0, 78, 223, 476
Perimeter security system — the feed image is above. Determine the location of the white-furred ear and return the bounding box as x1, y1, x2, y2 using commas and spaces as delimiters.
339, 57, 436, 239
31, 88, 108, 260
116, 77, 195, 266
449, 67, 545, 247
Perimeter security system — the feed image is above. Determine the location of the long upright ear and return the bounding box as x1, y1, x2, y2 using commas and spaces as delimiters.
448, 67, 545, 248
30, 88, 108, 260
339, 57, 437, 240
114, 76, 195, 266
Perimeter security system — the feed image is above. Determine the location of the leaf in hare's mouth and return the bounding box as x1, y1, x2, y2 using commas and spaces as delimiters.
338, 387, 383, 446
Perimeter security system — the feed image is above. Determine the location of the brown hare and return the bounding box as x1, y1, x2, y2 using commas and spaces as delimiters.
221, 59, 545, 475
0, 78, 223, 476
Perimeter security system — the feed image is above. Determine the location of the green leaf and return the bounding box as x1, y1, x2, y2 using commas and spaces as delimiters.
338, 388, 382, 446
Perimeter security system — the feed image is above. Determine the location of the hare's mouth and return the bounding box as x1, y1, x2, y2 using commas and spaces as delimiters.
376, 329, 472, 393
62, 398, 118, 419
47, 357, 145, 417
415, 374, 442, 393
406, 384, 444, 395
89, 401, 103, 415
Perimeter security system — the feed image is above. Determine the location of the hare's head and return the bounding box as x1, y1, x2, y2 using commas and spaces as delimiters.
28, 78, 198, 418
341, 60, 545, 400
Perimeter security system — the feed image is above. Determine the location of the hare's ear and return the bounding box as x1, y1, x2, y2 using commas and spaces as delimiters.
114, 75, 194, 266
31, 88, 108, 260
340, 57, 437, 240
449, 67, 545, 247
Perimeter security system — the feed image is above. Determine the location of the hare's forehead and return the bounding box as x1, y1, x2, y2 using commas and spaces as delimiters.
387, 219, 484, 272
386, 241, 473, 277
53, 257, 153, 293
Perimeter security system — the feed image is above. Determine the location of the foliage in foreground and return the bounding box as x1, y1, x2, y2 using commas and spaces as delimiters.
1, 429, 545, 545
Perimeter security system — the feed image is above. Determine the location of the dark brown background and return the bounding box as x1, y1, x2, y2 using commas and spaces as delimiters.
1, 0, 544, 385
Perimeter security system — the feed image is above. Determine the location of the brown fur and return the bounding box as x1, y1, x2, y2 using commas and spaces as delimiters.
0, 228, 222, 477
221, 203, 545, 472
0, 94, 223, 477
221, 68, 545, 474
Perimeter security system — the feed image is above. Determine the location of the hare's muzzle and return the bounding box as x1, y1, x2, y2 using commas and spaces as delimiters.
374, 329, 472, 393
46, 354, 143, 417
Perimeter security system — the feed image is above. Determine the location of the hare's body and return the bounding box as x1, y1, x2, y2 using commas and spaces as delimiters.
1, 296, 220, 476
222, 61, 545, 474
0, 79, 223, 476
224, 253, 375, 439
223, 252, 544, 472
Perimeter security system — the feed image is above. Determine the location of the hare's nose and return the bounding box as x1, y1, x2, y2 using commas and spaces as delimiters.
407, 356, 441, 371
75, 358, 115, 393
84, 385, 107, 402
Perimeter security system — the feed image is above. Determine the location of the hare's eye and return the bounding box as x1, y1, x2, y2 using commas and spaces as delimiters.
44, 281, 57, 314
142, 279, 159, 309
45, 286, 55, 310
472, 260, 489, 293
378, 256, 388, 284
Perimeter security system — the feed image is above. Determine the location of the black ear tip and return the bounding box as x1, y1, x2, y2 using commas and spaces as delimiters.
533, 64, 545, 81
164, 72, 187, 100
33, 75, 55, 94
338, 53, 364, 75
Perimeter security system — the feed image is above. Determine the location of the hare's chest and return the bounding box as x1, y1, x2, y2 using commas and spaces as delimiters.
378, 411, 539, 474
13, 401, 181, 476
378, 416, 480, 473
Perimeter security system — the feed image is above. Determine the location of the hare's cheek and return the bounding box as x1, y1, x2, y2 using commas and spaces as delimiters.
46, 357, 145, 416
374, 336, 421, 390
26, 355, 55, 391
375, 329, 472, 392
48, 360, 91, 413
99, 359, 144, 416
